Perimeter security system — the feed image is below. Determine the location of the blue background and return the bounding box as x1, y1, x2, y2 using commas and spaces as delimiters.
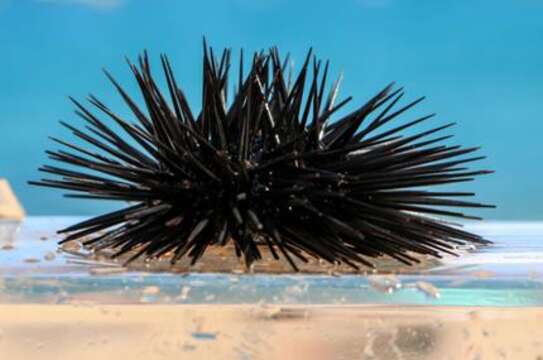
0, 0, 541, 219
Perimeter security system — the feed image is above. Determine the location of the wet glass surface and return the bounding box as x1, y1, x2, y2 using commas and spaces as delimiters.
1, 217, 543, 306
1, 218, 543, 359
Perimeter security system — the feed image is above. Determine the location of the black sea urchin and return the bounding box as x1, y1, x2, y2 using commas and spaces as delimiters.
30, 42, 494, 271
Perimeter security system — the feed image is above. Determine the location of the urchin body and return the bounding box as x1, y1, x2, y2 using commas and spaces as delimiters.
31, 43, 493, 270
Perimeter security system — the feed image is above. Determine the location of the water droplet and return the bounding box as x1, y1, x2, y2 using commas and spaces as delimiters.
368, 275, 402, 294
181, 343, 196, 351
142, 286, 160, 295
284, 285, 305, 296
178, 286, 191, 301
191, 332, 217, 341
415, 281, 440, 299
44, 252, 56, 261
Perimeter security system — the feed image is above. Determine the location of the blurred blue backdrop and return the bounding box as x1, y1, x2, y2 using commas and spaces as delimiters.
0, 0, 541, 218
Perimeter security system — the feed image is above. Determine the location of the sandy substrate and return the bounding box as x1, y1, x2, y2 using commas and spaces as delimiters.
0, 305, 542, 360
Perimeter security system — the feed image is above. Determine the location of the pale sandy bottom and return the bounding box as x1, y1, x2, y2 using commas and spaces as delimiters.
0, 305, 542, 360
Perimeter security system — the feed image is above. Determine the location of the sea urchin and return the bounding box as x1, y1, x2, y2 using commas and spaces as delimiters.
30, 42, 494, 271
